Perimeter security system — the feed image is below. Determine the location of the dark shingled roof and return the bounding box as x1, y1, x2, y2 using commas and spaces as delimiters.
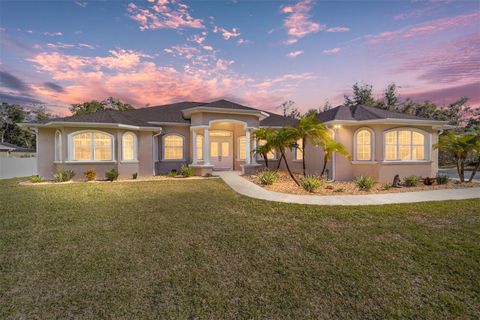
317, 104, 434, 122
42, 99, 295, 127
0, 141, 35, 152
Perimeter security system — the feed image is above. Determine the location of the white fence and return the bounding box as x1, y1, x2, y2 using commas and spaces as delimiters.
0, 157, 37, 179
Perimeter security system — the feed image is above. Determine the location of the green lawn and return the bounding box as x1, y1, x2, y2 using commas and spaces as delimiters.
1, 178, 479, 319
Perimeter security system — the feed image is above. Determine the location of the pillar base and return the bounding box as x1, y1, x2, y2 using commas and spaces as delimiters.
189, 164, 214, 176
240, 164, 262, 175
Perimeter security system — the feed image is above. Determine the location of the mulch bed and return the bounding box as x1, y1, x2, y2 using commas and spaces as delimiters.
244, 171, 479, 195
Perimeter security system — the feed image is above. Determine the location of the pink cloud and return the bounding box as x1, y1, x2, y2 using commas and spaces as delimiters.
322, 47, 342, 55
287, 50, 304, 58
396, 34, 480, 84
126, 0, 204, 31
281, 0, 323, 44
215, 58, 234, 70
326, 26, 350, 32
401, 82, 480, 107
43, 31, 63, 36
394, 7, 434, 21
46, 42, 95, 50
213, 25, 241, 40
369, 11, 480, 44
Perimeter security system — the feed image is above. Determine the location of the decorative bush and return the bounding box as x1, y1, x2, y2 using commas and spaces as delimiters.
299, 175, 322, 193
30, 175, 44, 183
404, 175, 421, 187
354, 175, 375, 191
179, 165, 193, 177
132, 172, 138, 180
334, 188, 344, 193
167, 170, 177, 177
257, 169, 278, 185
203, 172, 213, 177
105, 169, 119, 182
84, 169, 96, 181
436, 174, 449, 185
423, 177, 435, 186
382, 183, 392, 190
53, 170, 75, 182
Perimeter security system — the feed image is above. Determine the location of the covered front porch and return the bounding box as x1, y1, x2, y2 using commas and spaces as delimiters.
189, 120, 261, 175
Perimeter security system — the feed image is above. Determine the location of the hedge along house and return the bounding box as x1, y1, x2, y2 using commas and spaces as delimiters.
22, 99, 447, 182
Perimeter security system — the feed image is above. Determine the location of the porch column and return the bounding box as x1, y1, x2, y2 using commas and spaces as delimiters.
204, 127, 210, 165
252, 131, 257, 164
245, 128, 251, 165
191, 128, 197, 165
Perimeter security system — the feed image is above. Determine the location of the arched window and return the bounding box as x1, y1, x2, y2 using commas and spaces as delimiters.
55, 130, 62, 162
69, 130, 114, 161
163, 134, 184, 160
196, 135, 203, 160
238, 136, 246, 160
384, 128, 428, 161
122, 132, 137, 161
354, 128, 374, 161
294, 139, 303, 160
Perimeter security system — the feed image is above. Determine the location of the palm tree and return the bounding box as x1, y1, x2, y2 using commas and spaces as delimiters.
269, 128, 300, 185
319, 138, 351, 177
291, 114, 330, 175
253, 128, 275, 168
435, 130, 480, 182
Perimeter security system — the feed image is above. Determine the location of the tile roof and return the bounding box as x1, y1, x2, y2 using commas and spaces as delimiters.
316, 104, 434, 122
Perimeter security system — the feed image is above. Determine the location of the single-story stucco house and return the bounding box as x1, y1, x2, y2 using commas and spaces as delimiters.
23, 99, 447, 182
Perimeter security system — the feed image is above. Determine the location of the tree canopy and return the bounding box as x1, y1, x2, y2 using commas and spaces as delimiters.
69, 97, 134, 116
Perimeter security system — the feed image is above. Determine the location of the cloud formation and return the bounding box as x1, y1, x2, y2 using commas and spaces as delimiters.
213, 25, 241, 40
369, 11, 480, 44
281, 0, 322, 44
322, 47, 342, 55
325, 26, 350, 32
287, 50, 304, 58
127, 0, 204, 31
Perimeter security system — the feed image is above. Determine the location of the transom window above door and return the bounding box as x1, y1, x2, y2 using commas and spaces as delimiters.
209, 130, 232, 137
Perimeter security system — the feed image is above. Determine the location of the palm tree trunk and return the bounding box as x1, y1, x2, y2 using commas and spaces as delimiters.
280, 148, 299, 186
263, 153, 269, 169
276, 154, 282, 170
459, 159, 465, 182
302, 137, 306, 176
320, 154, 328, 176
468, 161, 479, 182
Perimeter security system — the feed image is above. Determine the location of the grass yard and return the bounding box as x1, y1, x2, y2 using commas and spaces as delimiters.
1, 178, 479, 319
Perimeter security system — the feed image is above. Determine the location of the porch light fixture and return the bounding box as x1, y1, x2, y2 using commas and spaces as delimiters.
333, 125, 342, 129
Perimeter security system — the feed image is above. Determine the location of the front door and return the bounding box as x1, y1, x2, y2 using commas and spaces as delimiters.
209, 131, 233, 170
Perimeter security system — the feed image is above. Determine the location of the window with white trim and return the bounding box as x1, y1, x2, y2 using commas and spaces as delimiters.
163, 134, 184, 160
122, 132, 137, 161
55, 130, 62, 161
294, 139, 303, 160
238, 136, 246, 160
355, 129, 373, 161
196, 135, 203, 160
70, 130, 113, 161
258, 139, 276, 160
384, 129, 427, 161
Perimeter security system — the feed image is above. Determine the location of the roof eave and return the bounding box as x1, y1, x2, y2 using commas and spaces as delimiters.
323, 118, 449, 127
181, 107, 269, 120
19, 122, 163, 132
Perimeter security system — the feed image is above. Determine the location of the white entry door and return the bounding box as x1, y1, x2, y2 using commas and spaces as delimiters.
209, 131, 233, 170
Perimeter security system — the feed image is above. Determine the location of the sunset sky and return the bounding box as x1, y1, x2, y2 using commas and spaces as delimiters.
0, 0, 479, 115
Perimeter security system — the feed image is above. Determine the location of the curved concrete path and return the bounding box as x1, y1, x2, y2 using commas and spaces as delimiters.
217, 171, 480, 206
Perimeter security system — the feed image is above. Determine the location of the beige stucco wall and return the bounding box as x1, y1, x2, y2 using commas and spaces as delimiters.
37, 127, 155, 180
190, 112, 260, 128
332, 124, 438, 182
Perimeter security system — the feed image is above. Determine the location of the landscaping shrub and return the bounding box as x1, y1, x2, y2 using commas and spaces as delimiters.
382, 183, 392, 190
167, 170, 177, 177
404, 175, 421, 187
105, 169, 119, 182
203, 172, 213, 177
334, 188, 344, 193
257, 169, 278, 185
53, 170, 75, 182
179, 165, 193, 177
436, 174, 449, 185
423, 177, 435, 186
299, 175, 322, 193
132, 172, 138, 180
354, 175, 375, 191
84, 169, 96, 181
30, 175, 44, 183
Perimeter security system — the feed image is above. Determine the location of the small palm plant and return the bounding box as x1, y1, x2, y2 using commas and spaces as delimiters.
320, 138, 351, 177
253, 128, 275, 168
269, 128, 300, 185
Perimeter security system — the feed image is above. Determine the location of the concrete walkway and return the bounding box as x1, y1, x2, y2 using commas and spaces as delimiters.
217, 171, 480, 206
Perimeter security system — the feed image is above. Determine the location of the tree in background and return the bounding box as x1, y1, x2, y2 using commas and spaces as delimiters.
70, 97, 134, 115
344, 83, 376, 107
0, 103, 35, 148
277, 100, 301, 119
383, 83, 398, 110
